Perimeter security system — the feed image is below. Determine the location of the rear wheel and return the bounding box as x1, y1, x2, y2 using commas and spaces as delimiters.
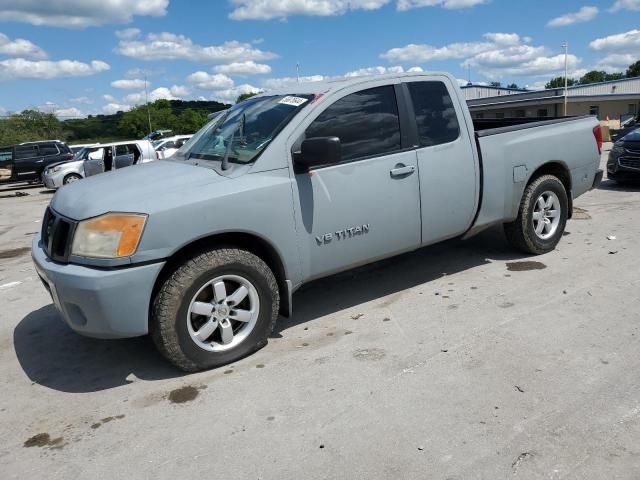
151, 248, 279, 372
63, 173, 82, 185
504, 175, 568, 255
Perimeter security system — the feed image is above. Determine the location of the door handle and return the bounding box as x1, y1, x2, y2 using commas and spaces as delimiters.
390, 164, 416, 177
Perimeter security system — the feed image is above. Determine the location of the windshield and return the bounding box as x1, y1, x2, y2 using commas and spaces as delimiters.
72, 147, 88, 160
181, 95, 313, 165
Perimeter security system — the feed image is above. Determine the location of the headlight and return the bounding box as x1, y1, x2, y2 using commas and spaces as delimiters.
51, 166, 62, 173
71, 213, 147, 258
611, 142, 624, 152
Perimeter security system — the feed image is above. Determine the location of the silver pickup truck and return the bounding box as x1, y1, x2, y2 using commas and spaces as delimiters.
32, 72, 603, 371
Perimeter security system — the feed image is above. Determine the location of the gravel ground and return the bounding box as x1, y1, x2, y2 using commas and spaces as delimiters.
1, 145, 639, 479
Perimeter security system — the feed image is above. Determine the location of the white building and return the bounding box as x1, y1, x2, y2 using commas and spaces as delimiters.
465, 76, 640, 121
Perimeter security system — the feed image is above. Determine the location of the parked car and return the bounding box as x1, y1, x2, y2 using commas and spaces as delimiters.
33, 72, 602, 371
153, 135, 192, 159
0, 140, 73, 184
143, 129, 173, 141
607, 128, 640, 182
41, 140, 155, 189
610, 115, 639, 142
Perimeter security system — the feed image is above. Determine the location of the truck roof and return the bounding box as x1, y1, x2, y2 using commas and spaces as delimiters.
260, 72, 455, 97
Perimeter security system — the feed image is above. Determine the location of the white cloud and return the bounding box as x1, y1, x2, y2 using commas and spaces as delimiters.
0, 58, 109, 80
0, 33, 47, 59
381, 32, 521, 63
117, 31, 277, 63
214, 61, 272, 75
397, 0, 488, 11
69, 96, 93, 104
344, 65, 407, 77
229, 0, 486, 19
595, 53, 637, 72
210, 84, 263, 103
611, 0, 640, 11
103, 94, 117, 102
123, 92, 145, 104
381, 32, 582, 80
0, 0, 169, 28
547, 6, 598, 27
589, 29, 640, 52
111, 78, 147, 89
55, 107, 83, 118
170, 85, 190, 96
261, 75, 327, 90
102, 103, 131, 114
229, 0, 390, 20
187, 71, 235, 90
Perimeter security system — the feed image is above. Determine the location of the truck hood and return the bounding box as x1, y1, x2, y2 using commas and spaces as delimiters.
51, 160, 225, 220
621, 128, 640, 142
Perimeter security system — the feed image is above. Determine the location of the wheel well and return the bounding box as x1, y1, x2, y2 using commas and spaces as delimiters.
150, 232, 290, 321
527, 162, 573, 218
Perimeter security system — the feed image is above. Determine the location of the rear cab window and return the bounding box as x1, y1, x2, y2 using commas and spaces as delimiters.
305, 85, 402, 163
406, 81, 460, 147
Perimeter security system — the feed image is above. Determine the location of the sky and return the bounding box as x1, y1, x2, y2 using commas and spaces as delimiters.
0, 0, 638, 118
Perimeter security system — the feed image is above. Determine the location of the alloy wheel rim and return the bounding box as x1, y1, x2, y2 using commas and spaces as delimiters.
532, 190, 561, 240
186, 274, 259, 352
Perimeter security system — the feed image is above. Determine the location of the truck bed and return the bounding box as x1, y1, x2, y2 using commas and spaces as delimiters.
473, 116, 591, 137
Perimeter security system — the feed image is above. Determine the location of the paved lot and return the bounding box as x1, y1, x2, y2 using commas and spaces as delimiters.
1, 146, 639, 479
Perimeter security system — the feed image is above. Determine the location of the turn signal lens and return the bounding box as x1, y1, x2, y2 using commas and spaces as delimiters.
71, 213, 147, 258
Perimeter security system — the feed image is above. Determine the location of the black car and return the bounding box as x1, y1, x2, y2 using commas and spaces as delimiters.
0, 140, 74, 184
607, 128, 640, 182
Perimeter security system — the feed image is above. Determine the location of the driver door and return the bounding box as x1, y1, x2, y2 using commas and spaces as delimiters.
293, 85, 422, 280
83, 147, 105, 177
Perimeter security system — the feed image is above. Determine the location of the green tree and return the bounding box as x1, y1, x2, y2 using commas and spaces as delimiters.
236, 92, 260, 103
507, 83, 519, 89
578, 70, 624, 85
626, 60, 640, 78
0, 110, 63, 145
489, 81, 502, 87
176, 108, 208, 134
545, 77, 577, 89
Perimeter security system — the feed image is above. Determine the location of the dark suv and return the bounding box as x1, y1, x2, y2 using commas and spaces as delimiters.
0, 140, 74, 184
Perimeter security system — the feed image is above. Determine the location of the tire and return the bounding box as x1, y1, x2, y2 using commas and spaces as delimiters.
63, 173, 82, 185
151, 248, 279, 372
504, 175, 568, 255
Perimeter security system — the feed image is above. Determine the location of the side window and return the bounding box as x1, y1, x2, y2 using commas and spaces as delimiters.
407, 82, 460, 147
306, 85, 401, 163
38, 143, 60, 156
15, 145, 39, 159
0, 146, 14, 163
115, 145, 129, 156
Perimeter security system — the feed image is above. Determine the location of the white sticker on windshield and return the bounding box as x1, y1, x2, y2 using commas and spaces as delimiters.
278, 96, 308, 107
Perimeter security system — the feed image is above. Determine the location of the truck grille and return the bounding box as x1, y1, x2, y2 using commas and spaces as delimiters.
41, 207, 76, 263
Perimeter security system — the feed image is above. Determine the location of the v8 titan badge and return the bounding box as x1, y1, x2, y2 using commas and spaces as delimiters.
316, 224, 370, 246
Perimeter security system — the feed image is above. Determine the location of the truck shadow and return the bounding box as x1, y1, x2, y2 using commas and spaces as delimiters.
13, 305, 184, 393
597, 178, 640, 192
274, 225, 528, 337
14, 226, 530, 392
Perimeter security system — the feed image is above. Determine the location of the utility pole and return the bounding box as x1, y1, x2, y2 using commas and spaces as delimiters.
144, 74, 152, 135
562, 42, 569, 117
296, 62, 300, 83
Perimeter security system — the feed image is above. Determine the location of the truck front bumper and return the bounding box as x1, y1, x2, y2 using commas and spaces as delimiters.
32, 236, 165, 339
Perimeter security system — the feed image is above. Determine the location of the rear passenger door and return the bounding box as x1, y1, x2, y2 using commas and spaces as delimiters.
406, 80, 479, 245
294, 85, 421, 280
14, 144, 42, 180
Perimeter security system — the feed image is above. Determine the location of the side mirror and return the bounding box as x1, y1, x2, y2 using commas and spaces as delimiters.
294, 137, 341, 172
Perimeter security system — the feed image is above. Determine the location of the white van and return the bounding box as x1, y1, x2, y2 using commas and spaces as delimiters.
42, 139, 156, 189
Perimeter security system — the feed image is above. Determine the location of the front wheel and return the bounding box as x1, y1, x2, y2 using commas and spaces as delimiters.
151, 248, 279, 372
63, 173, 82, 185
504, 175, 568, 255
